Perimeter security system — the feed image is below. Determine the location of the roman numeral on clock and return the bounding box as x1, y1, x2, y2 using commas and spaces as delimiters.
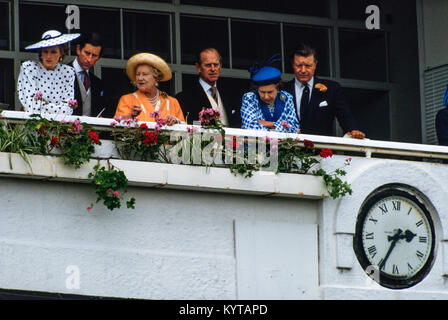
378, 203, 388, 214
392, 264, 399, 274
419, 236, 427, 243
416, 250, 424, 260
365, 232, 374, 240
392, 201, 401, 211
416, 220, 424, 227
368, 245, 377, 258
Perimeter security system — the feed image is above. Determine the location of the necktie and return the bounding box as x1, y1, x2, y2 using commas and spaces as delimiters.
210, 86, 218, 104
300, 83, 310, 121
83, 71, 91, 91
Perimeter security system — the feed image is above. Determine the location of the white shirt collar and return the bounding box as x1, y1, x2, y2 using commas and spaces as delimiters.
73, 58, 86, 75
295, 77, 314, 91
199, 77, 217, 94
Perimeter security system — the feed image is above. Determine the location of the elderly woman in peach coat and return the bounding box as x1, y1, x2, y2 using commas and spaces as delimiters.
114, 53, 185, 125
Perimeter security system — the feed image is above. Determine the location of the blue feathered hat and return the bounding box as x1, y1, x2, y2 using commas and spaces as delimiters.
249, 54, 282, 86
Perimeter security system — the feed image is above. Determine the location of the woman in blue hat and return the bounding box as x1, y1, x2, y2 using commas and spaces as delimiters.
241, 58, 299, 133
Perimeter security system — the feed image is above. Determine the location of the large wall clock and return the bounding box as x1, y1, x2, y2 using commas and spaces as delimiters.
353, 186, 436, 289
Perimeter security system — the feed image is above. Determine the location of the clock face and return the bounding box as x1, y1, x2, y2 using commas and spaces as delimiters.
354, 189, 436, 289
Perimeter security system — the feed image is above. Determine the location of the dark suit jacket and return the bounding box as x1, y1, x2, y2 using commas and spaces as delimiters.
71, 61, 115, 119
436, 107, 448, 146
175, 78, 241, 128
283, 78, 358, 136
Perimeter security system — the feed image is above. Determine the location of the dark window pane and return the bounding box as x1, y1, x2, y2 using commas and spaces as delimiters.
102, 67, 176, 113
180, 15, 229, 68
283, 24, 330, 77
338, 0, 383, 20
339, 30, 388, 82
73, 6, 121, 59
181, 0, 330, 17
20, 3, 121, 59
180, 73, 251, 121
133, 0, 172, 2
0, 58, 14, 110
123, 10, 171, 61
231, 20, 281, 71
0, 1, 9, 50
343, 87, 390, 140
19, 3, 66, 51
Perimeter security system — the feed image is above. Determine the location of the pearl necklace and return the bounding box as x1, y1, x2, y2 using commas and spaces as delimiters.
147, 89, 160, 106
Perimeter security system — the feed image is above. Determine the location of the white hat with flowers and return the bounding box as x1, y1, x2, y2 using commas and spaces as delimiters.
25, 30, 81, 50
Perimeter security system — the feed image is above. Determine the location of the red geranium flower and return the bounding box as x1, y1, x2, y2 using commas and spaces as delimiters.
143, 131, 158, 146
303, 139, 314, 149
50, 136, 59, 148
139, 123, 148, 130
88, 131, 100, 144
320, 148, 333, 158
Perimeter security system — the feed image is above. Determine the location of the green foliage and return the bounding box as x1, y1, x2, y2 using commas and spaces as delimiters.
0, 120, 37, 171
88, 164, 136, 211
313, 168, 353, 199
111, 121, 171, 162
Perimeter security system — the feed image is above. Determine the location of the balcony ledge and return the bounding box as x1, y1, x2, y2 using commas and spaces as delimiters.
0, 152, 328, 200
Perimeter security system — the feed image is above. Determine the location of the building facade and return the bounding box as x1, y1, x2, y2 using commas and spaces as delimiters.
0, 0, 425, 143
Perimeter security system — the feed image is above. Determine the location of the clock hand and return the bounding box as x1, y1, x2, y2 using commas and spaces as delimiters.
402, 229, 417, 243
379, 228, 403, 270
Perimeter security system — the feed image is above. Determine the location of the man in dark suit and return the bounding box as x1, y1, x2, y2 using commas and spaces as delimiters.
283, 44, 365, 139
71, 32, 113, 118
175, 48, 241, 127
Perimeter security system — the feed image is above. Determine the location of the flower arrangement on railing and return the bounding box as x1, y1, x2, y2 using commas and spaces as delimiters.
0, 106, 353, 211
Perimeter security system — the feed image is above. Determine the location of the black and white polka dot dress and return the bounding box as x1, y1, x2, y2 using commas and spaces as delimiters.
17, 60, 76, 115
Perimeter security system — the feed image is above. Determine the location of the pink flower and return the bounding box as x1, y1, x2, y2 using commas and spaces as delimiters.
113, 191, 119, 197
87, 206, 92, 212
150, 111, 161, 119
72, 120, 82, 134
114, 116, 123, 122
187, 127, 198, 134
107, 188, 112, 194
34, 91, 43, 101
198, 108, 221, 125
110, 121, 118, 126
281, 121, 291, 129
68, 99, 78, 109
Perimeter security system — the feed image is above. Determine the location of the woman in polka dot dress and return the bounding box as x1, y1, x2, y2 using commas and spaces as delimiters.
17, 30, 81, 115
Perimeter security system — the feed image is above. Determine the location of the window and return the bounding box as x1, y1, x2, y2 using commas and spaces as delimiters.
231, 20, 281, 71
180, 15, 229, 68
0, 1, 9, 50
343, 87, 390, 140
19, 2, 66, 51
339, 29, 388, 82
0, 58, 14, 110
181, 0, 330, 17
74, 6, 121, 59
123, 10, 172, 61
283, 24, 330, 77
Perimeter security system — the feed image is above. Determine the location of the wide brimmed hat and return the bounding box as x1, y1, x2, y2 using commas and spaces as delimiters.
126, 53, 172, 82
25, 30, 81, 50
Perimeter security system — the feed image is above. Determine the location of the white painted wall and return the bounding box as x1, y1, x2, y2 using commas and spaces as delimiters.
1, 152, 448, 299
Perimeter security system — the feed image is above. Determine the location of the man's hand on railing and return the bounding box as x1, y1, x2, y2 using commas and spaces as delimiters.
345, 129, 366, 139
